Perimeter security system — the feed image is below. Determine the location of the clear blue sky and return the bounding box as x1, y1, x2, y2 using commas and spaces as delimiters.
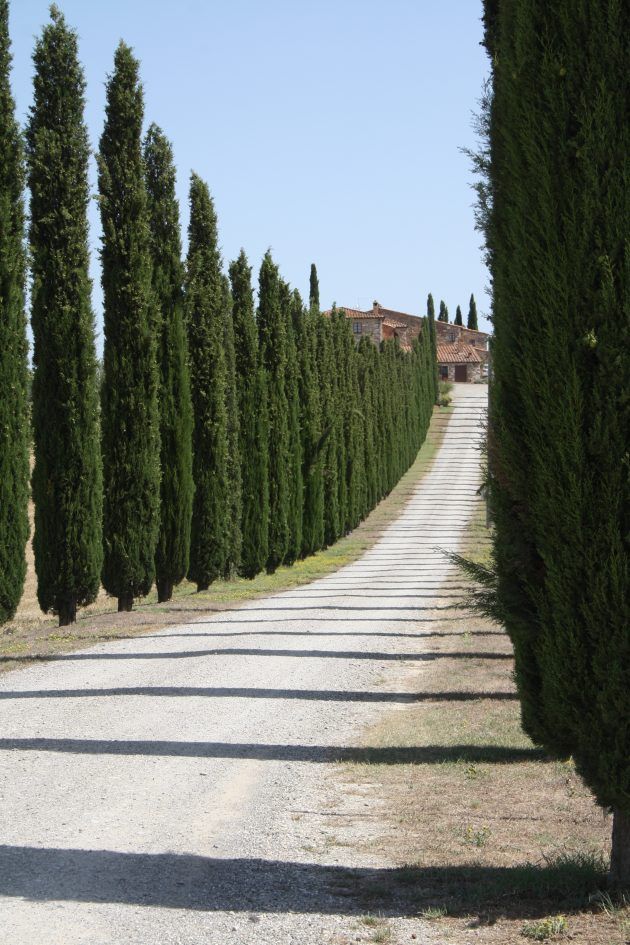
9, 0, 491, 349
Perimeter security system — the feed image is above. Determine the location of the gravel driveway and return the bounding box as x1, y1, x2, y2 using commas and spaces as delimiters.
0, 384, 486, 945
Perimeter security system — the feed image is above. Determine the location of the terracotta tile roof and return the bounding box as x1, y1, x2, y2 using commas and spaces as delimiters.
437, 343, 484, 364
323, 308, 383, 319
382, 317, 407, 329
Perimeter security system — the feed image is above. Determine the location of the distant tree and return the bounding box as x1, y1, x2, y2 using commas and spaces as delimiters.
185, 174, 230, 590
0, 0, 29, 625
144, 124, 193, 603
454, 304, 463, 326
221, 273, 242, 577
467, 293, 479, 331
98, 42, 160, 612
309, 263, 320, 311
257, 251, 290, 572
438, 299, 449, 322
28, 7, 102, 625
229, 250, 269, 578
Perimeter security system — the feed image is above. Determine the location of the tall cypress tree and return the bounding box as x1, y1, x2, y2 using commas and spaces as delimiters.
221, 273, 242, 578
467, 293, 479, 330
257, 251, 290, 572
297, 301, 324, 557
185, 174, 229, 590
143, 124, 193, 603
0, 0, 28, 625
229, 250, 269, 578
309, 262, 319, 311
472, 0, 630, 883
28, 7, 102, 626
438, 299, 449, 322
282, 284, 303, 565
427, 293, 439, 401
98, 42, 159, 612
317, 312, 340, 546
454, 304, 463, 326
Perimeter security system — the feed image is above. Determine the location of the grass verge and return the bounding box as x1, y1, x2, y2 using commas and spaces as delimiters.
327, 507, 628, 945
0, 406, 452, 675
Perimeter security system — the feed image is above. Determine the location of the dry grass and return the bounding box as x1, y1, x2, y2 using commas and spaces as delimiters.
0, 407, 451, 675
329, 512, 629, 944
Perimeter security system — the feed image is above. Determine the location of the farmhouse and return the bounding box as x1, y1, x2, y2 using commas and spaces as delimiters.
435, 320, 490, 382
323, 301, 421, 350
325, 300, 490, 381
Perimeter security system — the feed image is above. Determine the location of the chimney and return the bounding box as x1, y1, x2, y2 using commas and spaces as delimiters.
372, 300, 379, 313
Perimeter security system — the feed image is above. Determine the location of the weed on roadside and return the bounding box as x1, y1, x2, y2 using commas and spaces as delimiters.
521, 915, 567, 940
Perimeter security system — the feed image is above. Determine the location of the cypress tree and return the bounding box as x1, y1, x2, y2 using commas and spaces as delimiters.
472, 0, 630, 883
309, 262, 319, 311
298, 302, 324, 557
221, 273, 242, 578
427, 293, 439, 401
185, 174, 229, 590
229, 250, 269, 578
282, 285, 303, 565
317, 312, 340, 546
438, 299, 449, 322
28, 7, 102, 626
257, 251, 290, 572
98, 42, 159, 612
143, 124, 193, 603
454, 304, 463, 326
0, 0, 28, 625
467, 293, 479, 331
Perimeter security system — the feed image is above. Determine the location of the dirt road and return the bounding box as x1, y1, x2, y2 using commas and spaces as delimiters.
0, 384, 486, 945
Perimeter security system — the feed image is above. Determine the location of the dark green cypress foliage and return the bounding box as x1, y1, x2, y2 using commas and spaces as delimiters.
229, 250, 269, 578
0, 0, 28, 625
298, 299, 324, 557
257, 251, 290, 572
454, 304, 463, 326
98, 42, 160, 612
185, 174, 229, 590
438, 299, 449, 322
221, 273, 242, 577
467, 293, 479, 331
473, 0, 630, 883
28, 8, 102, 626
426, 294, 439, 401
331, 310, 348, 534
317, 313, 340, 546
309, 262, 319, 311
281, 284, 303, 565
357, 339, 378, 514
143, 124, 193, 603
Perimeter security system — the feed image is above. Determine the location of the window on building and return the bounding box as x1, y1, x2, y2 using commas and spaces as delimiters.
352, 321, 362, 334
448, 331, 457, 342
439, 365, 449, 379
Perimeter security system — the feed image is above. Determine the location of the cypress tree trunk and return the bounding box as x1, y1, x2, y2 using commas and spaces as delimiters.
229, 250, 269, 578
0, 0, 29, 625
257, 252, 290, 572
98, 43, 160, 613
144, 125, 193, 604
185, 174, 230, 590
474, 0, 630, 882
610, 809, 630, 888
28, 8, 102, 626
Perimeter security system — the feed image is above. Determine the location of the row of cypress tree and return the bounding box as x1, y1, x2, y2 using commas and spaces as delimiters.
469, 0, 629, 884
0, 3, 437, 627
434, 293, 478, 329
